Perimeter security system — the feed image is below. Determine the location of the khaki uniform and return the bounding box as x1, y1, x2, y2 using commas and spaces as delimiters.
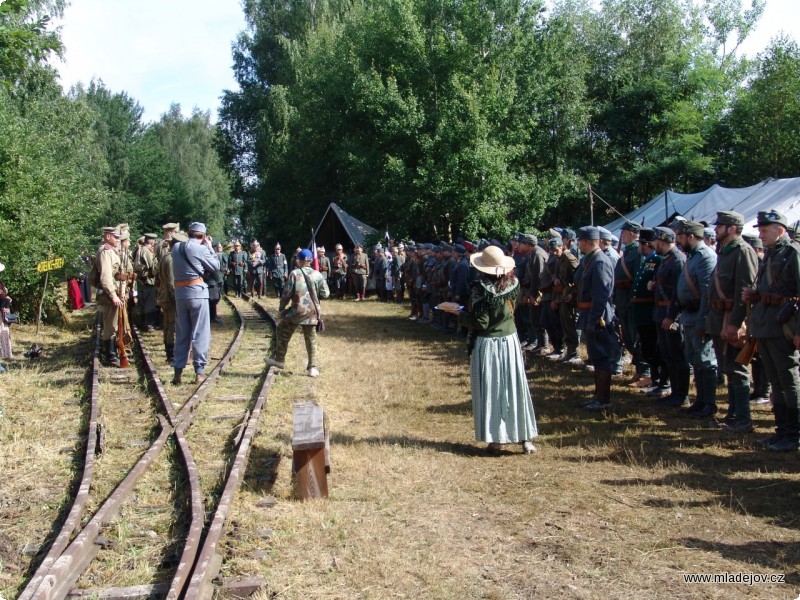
555, 251, 579, 355
157, 249, 177, 359
96, 244, 121, 341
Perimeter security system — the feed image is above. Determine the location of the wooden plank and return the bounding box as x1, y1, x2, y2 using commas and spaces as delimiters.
68, 583, 168, 599
292, 402, 325, 451
219, 576, 265, 599
294, 448, 328, 500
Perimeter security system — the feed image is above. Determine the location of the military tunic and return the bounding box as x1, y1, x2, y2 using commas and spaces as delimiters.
351, 250, 370, 298
95, 244, 122, 341
229, 250, 248, 297
268, 252, 288, 298
273, 266, 331, 370
157, 249, 176, 356
331, 252, 348, 297
172, 238, 220, 374
555, 251, 579, 354
615, 242, 647, 374
576, 249, 619, 373
750, 236, 800, 441
540, 252, 563, 352
135, 245, 158, 329
248, 249, 267, 296
654, 246, 689, 399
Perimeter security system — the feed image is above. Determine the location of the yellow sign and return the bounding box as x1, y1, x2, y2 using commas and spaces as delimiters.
36, 257, 65, 274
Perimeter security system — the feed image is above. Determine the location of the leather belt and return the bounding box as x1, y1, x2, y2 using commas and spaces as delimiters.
753, 292, 791, 306
710, 299, 734, 310
578, 301, 592, 309
632, 297, 654, 303
657, 300, 670, 307
175, 277, 203, 288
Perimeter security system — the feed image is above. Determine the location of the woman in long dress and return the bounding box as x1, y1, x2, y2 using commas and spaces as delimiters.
444, 245, 538, 454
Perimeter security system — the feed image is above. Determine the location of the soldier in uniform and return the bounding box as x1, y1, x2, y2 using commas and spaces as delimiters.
523, 235, 549, 352
743, 234, 771, 405
393, 243, 406, 301
331, 243, 349, 299
317, 246, 331, 285
157, 223, 180, 262
372, 243, 389, 302
228, 241, 248, 297
676, 221, 718, 418
157, 231, 186, 362
539, 238, 564, 357
351, 242, 370, 301
598, 228, 620, 266
215, 242, 229, 296
134, 233, 159, 331
117, 226, 135, 348
631, 229, 666, 397
553, 235, 579, 362
575, 227, 621, 411
266, 249, 330, 377
615, 222, 650, 386
171, 222, 220, 385
707, 211, 758, 432
652, 226, 690, 407
744, 210, 800, 451
248, 241, 267, 297
95, 227, 124, 367
268, 243, 288, 298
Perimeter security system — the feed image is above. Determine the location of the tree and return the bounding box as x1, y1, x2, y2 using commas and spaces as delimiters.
0, 0, 63, 84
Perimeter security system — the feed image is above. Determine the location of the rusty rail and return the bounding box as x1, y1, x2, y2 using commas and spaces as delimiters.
18, 327, 103, 600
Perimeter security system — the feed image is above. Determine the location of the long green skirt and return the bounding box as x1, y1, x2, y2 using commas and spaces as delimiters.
470, 333, 538, 443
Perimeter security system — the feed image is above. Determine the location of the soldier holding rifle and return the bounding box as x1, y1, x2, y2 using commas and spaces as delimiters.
743, 210, 800, 452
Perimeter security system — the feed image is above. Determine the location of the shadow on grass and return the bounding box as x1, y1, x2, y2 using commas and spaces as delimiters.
243, 445, 283, 493
680, 537, 800, 583
330, 431, 508, 457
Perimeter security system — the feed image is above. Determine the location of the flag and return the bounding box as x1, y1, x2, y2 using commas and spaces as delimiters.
310, 229, 319, 271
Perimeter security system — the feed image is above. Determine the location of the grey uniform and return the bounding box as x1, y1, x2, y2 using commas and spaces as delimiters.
172, 239, 220, 374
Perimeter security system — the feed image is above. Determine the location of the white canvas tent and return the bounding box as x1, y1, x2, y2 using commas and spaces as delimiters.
605, 177, 800, 237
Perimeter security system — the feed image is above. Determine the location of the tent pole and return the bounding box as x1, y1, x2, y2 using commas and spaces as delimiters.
664, 189, 669, 221
589, 183, 594, 226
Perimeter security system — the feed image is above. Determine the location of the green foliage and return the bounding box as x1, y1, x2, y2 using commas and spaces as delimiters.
0, 0, 63, 85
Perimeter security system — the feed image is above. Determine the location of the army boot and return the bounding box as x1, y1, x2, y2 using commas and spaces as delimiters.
104, 338, 120, 368
165, 344, 174, 363
172, 369, 183, 385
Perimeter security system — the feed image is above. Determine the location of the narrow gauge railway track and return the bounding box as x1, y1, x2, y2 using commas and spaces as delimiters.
20, 296, 278, 600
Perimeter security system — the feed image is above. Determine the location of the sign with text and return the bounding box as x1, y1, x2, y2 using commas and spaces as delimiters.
36, 257, 65, 274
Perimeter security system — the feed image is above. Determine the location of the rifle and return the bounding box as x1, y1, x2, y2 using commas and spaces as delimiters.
118, 280, 130, 368
735, 300, 756, 366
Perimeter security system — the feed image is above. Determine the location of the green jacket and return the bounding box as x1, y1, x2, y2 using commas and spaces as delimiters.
706, 236, 757, 336
458, 278, 519, 337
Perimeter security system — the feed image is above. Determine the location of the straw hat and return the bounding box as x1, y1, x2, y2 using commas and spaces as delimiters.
470, 245, 515, 275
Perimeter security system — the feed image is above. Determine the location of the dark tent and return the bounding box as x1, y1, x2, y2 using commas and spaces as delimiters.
312, 202, 378, 251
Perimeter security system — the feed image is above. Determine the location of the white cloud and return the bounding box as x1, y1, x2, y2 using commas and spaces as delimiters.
53, 0, 246, 123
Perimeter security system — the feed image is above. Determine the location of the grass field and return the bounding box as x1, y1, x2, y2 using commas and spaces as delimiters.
1, 297, 799, 599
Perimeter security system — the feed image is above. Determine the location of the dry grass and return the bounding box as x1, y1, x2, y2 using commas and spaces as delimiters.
3, 298, 800, 599
224, 297, 800, 600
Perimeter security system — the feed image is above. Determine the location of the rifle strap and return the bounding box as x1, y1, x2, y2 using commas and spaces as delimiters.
683, 261, 700, 300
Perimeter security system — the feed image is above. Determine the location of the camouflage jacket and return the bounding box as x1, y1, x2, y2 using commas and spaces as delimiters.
280, 267, 331, 325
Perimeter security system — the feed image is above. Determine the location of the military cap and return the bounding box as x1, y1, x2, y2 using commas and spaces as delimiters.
639, 228, 656, 243
188, 222, 206, 234
519, 233, 537, 245
620, 221, 641, 233
299, 248, 313, 260
171, 230, 189, 243
137, 236, 145, 244
548, 237, 563, 248
143, 232, 158, 241
454, 244, 466, 254
462, 241, 476, 253
406, 245, 417, 252
577, 226, 600, 241
440, 242, 452, 252
703, 227, 716, 240
742, 233, 764, 249
680, 221, 705, 237
490, 238, 503, 248
119, 231, 130, 241
116, 223, 129, 231
561, 228, 576, 240
335, 243, 343, 250
715, 211, 744, 226
477, 240, 490, 250
162, 222, 179, 231
654, 226, 675, 243
234, 240, 242, 246
102, 226, 120, 236
597, 227, 613, 241
406, 239, 415, 246
757, 210, 788, 227
548, 227, 562, 238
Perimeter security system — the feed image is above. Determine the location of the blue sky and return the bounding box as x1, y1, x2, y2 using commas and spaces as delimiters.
53, 0, 799, 125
